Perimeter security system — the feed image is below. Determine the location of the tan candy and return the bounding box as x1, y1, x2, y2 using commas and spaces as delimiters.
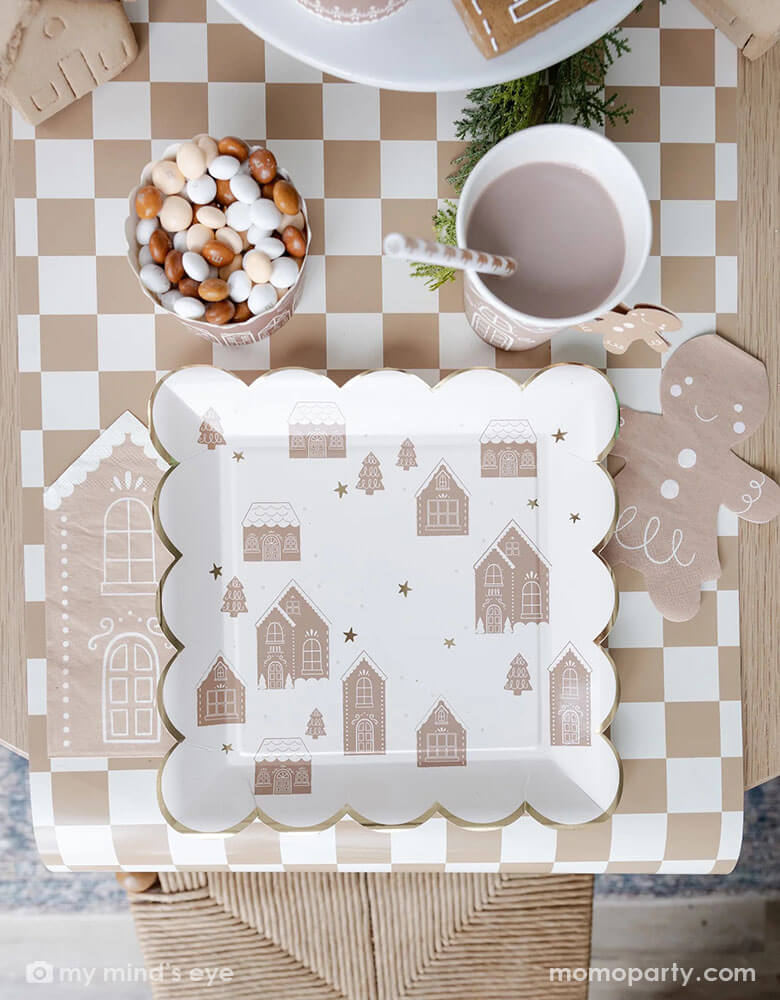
176, 142, 207, 180
198, 278, 230, 302
159, 195, 193, 232
186, 223, 214, 252
196, 205, 226, 230
215, 227, 243, 255
243, 250, 272, 284
151, 160, 186, 195
193, 134, 219, 166
135, 185, 163, 219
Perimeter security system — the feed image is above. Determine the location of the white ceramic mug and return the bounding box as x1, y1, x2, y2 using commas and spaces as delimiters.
456, 124, 652, 352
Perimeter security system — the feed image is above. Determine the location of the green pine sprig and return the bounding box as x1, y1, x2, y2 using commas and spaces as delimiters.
408, 201, 459, 291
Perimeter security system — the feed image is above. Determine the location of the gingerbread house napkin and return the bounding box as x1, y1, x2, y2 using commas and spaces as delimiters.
452, 0, 597, 58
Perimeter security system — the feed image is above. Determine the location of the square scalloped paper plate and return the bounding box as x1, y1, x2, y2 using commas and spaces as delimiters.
150, 365, 621, 835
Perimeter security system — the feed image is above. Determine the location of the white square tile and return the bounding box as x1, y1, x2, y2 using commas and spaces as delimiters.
715, 143, 737, 200
208, 83, 266, 141
325, 314, 383, 369
662, 314, 716, 353
24, 544, 45, 602
28, 773, 53, 826
167, 827, 228, 865
660, 87, 715, 142
149, 22, 207, 82
609, 702, 667, 758
21, 430, 43, 488
666, 757, 722, 812
623, 255, 661, 306
605, 28, 660, 86
663, 647, 719, 701
438, 311, 495, 368
324, 198, 381, 254
382, 256, 438, 313
445, 862, 500, 873
51, 757, 108, 772
18, 315, 41, 373
500, 815, 556, 863
56, 825, 118, 866
41, 372, 100, 430
552, 860, 608, 874
615, 142, 660, 200
714, 32, 737, 86
660, 1, 713, 28
717, 590, 739, 646
719, 700, 742, 758
98, 315, 156, 371
718, 811, 743, 859
266, 139, 324, 197
27, 658, 47, 715
607, 370, 662, 413
265, 43, 322, 83
609, 592, 664, 648
213, 338, 270, 371
279, 828, 337, 866
660, 201, 715, 256
95, 199, 132, 255
609, 813, 667, 862
436, 89, 470, 140
38, 257, 97, 314
205, 0, 236, 22
715, 256, 737, 312
35, 140, 94, 198
92, 82, 151, 140
390, 818, 446, 864
297, 254, 326, 313
656, 858, 714, 874
12, 108, 34, 140
108, 770, 162, 824
15, 198, 38, 256
381, 141, 437, 198
717, 505, 738, 536
323, 83, 380, 140
551, 327, 606, 368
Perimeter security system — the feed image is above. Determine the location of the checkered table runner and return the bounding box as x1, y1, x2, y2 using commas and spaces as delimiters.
19, 0, 742, 872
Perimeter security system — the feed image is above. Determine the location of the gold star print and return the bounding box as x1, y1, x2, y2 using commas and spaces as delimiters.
569, 513, 581, 523
334, 482, 348, 498
221, 743, 233, 754
553, 428, 567, 442
527, 498, 539, 509
344, 627, 357, 642
444, 638, 455, 648
398, 581, 412, 597
232, 451, 244, 462
209, 563, 222, 579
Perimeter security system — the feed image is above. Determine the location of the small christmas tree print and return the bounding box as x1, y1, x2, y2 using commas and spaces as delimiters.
221, 577, 247, 618
198, 407, 226, 450
396, 438, 417, 471
356, 452, 384, 495
306, 708, 326, 740
505, 653, 532, 695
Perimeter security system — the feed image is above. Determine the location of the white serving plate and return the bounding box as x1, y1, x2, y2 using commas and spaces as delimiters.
152, 366, 620, 834
218, 0, 638, 92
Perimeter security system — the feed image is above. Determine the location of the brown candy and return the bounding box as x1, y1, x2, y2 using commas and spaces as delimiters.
135, 185, 163, 219
261, 182, 276, 199
178, 276, 200, 298
215, 177, 238, 207
149, 228, 171, 264
205, 300, 236, 325
164, 249, 184, 283
272, 180, 300, 215
198, 278, 230, 302
218, 136, 249, 161
281, 225, 306, 258
233, 301, 252, 323
249, 148, 277, 185
201, 240, 235, 268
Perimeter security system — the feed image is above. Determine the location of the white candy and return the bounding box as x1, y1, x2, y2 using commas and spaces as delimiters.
139, 263, 171, 295
135, 217, 159, 245
173, 230, 189, 252
182, 251, 209, 282
160, 289, 182, 311
250, 198, 282, 232
174, 296, 206, 320
248, 282, 277, 315
138, 245, 154, 267
246, 224, 270, 245
270, 255, 299, 289
225, 200, 253, 232
186, 174, 217, 205
229, 173, 260, 204
208, 154, 241, 180
279, 211, 305, 232
254, 236, 285, 260
227, 270, 251, 303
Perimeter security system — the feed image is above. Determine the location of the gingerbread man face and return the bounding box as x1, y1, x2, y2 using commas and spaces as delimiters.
661, 334, 769, 446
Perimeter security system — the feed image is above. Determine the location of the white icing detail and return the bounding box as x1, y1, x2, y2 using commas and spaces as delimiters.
734, 403, 743, 412
677, 449, 697, 469
733, 421, 745, 434
670, 384, 682, 397
613, 507, 696, 567
694, 405, 718, 422
684, 376, 693, 385
660, 479, 679, 499
732, 474, 765, 515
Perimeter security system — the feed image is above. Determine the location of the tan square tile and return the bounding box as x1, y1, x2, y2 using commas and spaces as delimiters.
94, 140, 152, 197
383, 314, 439, 368
722, 757, 744, 811
14, 140, 36, 197
716, 87, 737, 142
266, 84, 323, 140
19, 373, 40, 429
650, 199, 660, 256
325, 257, 381, 312
661, 257, 715, 313
305, 198, 325, 255
117, 23, 149, 82
660, 30, 714, 86
663, 590, 717, 646
37, 200, 95, 256
43, 430, 97, 486
438, 141, 467, 198
718, 533, 739, 590
23, 488, 44, 544
224, 824, 282, 866
99, 372, 157, 427
615, 759, 667, 813
380, 90, 437, 140
382, 199, 438, 240
555, 818, 612, 861
36, 94, 93, 139
16, 257, 39, 314
606, 88, 659, 142
495, 342, 551, 371
51, 770, 109, 825
208, 23, 265, 81
660, 144, 715, 199
716, 200, 737, 255
324, 141, 380, 198
715, 312, 737, 339
391, 864, 446, 873
612, 648, 664, 702
718, 646, 741, 701
155, 313, 213, 369
607, 338, 663, 369
437, 269, 463, 312
25, 600, 45, 657
622, 0, 659, 27
269, 314, 327, 368
664, 813, 721, 860
151, 83, 208, 139
112, 825, 170, 867
231, 370, 266, 385
446, 824, 502, 863
149, 0, 206, 20
665, 702, 721, 757
97, 257, 154, 314
335, 821, 392, 864
604, 860, 659, 873
327, 369, 365, 386
40, 316, 98, 371
710, 858, 737, 874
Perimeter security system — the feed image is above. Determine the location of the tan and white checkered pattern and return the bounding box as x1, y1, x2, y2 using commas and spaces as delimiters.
19, 0, 742, 872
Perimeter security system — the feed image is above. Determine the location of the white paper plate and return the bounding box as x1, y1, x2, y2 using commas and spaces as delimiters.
218, 0, 638, 92
152, 366, 621, 834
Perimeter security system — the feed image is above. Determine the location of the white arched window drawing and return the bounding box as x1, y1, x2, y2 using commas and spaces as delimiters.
295, 767, 310, 785
102, 497, 156, 595
561, 665, 579, 699
484, 563, 503, 587
499, 450, 518, 476
283, 533, 298, 552
266, 622, 284, 645
273, 768, 292, 794
434, 705, 448, 724
436, 470, 450, 489
262, 533, 281, 561
102, 634, 159, 743
308, 433, 326, 457
484, 450, 496, 467
521, 579, 542, 619
215, 662, 227, 682
486, 604, 502, 633
291, 434, 304, 449
245, 533, 259, 552
562, 709, 580, 745
520, 449, 535, 467
330, 434, 344, 448
267, 661, 284, 688
256, 768, 270, 785
302, 637, 323, 675
286, 596, 300, 615
356, 675, 373, 707
356, 718, 375, 753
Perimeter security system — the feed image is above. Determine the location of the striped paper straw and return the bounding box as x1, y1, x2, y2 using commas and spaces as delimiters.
383, 232, 516, 277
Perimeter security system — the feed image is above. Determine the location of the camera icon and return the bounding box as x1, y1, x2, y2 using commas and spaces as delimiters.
26, 961, 54, 984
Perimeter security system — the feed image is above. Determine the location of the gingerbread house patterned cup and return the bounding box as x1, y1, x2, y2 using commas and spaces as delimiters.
296, 0, 410, 22
456, 125, 652, 352
125, 143, 310, 349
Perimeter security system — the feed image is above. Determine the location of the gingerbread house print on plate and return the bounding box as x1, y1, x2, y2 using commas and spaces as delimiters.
256, 582, 329, 689
417, 699, 466, 767
242, 502, 300, 561
416, 460, 469, 536
342, 652, 386, 755
475, 521, 550, 632
548, 644, 591, 747
288, 402, 346, 458
254, 738, 312, 795
43, 412, 173, 755
480, 420, 536, 477
196, 654, 246, 727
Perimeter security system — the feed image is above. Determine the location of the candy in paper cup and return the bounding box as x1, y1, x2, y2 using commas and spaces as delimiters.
296, 0, 410, 22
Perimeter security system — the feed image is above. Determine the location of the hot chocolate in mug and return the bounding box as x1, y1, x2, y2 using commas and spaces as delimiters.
457, 124, 652, 351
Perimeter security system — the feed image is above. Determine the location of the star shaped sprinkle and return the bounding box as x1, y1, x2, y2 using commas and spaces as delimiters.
398, 581, 412, 597
209, 563, 222, 579
232, 451, 244, 462
334, 482, 348, 498
344, 627, 357, 642
553, 428, 567, 443
569, 513, 581, 523
444, 638, 455, 648
527, 498, 539, 509
221, 743, 233, 754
